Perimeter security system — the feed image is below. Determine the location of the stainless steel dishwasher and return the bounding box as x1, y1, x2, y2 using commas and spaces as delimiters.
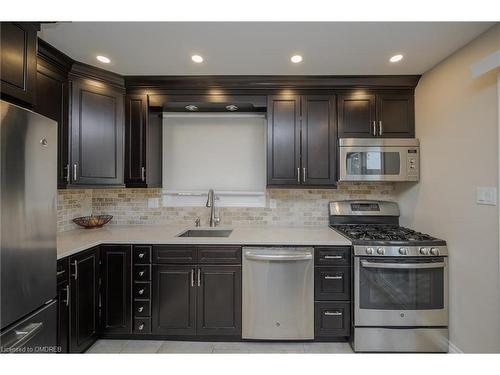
242, 247, 314, 340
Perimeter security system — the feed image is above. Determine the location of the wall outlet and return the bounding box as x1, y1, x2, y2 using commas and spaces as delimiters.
476, 187, 497, 206
269, 199, 277, 209
148, 198, 160, 209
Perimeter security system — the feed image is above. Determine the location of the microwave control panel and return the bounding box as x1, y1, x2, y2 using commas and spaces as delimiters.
406, 149, 419, 179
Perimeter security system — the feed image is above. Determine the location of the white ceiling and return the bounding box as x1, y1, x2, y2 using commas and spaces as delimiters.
40, 22, 496, 76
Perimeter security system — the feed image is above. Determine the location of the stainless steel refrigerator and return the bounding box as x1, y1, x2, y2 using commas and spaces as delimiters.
0, 100, 57, 353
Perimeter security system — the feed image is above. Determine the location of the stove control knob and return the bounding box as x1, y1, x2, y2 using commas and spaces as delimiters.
419, 247, 429, 255
430, 247, 440, 256
377, 247, 385, 255
366, 247, 374, 255
399, 247, 408, 255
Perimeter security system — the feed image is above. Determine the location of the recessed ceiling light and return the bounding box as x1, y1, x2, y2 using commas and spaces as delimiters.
291, 55, 303, 63
389, 54, 404, 63
96, 55, 111, 64
191, 55, 204, 63
185, 105, 199, 111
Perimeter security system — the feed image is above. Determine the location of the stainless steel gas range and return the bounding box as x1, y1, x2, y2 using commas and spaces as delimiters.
329, 200, 449, 353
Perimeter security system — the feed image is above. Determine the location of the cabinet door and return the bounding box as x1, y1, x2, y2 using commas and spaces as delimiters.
337, 93, 376, 138
315, 302, 351, 338
267, 95, 301, 185
0, 22, 38, 105
376, 93, 415, 137
301, 95, 337, 186
152, 265, 196, 335
197, 265, 242, 336
125, 94, 148, 187
101, 245, 132, 334
70, 78, 124, 186
56, 282, 69, 353
315, 266, 351, 301
69, 247, 99, 353
35, 61, 69, 188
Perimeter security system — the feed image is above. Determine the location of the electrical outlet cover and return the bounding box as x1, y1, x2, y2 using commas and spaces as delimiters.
476, 187, 497, 206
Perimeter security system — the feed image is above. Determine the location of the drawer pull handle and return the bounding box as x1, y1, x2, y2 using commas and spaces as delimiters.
138, 307, 144, 313
138, 253, 145, 258
56, 270, 66, 276
324, 311, 342, 316
138, 323, 144, 331
325, 275, 343, 280
138, 289, 144, 295
138, 271, 145, 277
324, 255, 343, 259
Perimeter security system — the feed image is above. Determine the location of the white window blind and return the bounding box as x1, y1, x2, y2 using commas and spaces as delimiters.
162, 113, 266, 207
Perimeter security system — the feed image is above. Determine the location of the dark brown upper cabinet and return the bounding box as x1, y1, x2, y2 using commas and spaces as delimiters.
125, 95, 162, 188
69, 64, 125, 187
0, 22, 39, 106
338, 92, 414, 138
267, 94, 337, 187
35, 40, 72, 188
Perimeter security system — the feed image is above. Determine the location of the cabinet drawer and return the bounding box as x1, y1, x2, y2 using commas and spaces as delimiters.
133, 317, 151, 334
315, 302, 350, 338
315, 266, 351, 301
133, 246, 152, 264
315, 247, 351, 265
153, 245, 197, 264
133, 282, 151, 300
198, 246, 241, 264
134, 265, 151, 281
57, 258, 69, 284
134, 300, 151, 317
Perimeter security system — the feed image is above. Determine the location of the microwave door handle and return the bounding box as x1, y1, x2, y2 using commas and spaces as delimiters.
360, 260, 445, 269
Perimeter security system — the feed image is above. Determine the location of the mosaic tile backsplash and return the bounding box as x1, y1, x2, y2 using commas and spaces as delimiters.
57, 182, 396, 232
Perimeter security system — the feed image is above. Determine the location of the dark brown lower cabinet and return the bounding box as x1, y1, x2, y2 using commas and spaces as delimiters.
315, 302, 351, 338
69, 247, 100, 353
197, 265, 241, 336
152, 265, 196, 335
152, 263, 242, 337
56, 258, 69, 353
101, 245, 132, 334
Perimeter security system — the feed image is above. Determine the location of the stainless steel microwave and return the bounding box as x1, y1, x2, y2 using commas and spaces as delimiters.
339, 138, 419, 182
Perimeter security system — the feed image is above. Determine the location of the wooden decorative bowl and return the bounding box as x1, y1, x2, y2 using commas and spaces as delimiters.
73, 215, 113, 229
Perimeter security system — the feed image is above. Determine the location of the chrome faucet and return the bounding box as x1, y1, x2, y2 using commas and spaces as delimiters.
206, 189, 220, 227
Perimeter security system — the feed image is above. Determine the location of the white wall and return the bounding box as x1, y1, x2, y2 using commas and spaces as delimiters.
396, 24, 500, 353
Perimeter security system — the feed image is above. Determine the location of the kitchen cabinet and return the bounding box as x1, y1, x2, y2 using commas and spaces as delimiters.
152, 245, 242, 337
0, 22, 39, 106
69, 247, 100, 353
35, 40, 72, 188
132, 246, 152, 334
101, 245, 132, 334
56, 258, 69, 353
69, 65, 125, 187
267, 95, 336, 187
125, 95, 163, 187
338, 92, 414, 138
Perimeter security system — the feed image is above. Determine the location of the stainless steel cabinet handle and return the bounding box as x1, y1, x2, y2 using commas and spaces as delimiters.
138, 253, 145, 258
191, 269, 195, 287
197, 268, 201, 287
72, 260, 78, 280
302, 167, 306, 182
325, 275, 343, 280
141, 166, 145, 182
138, 289, 144, 295
73, 164, 77, 181
56, 270, 66, 276
324, 255, 343, 259
372, 121, 377, 136
245, 252, 313, 261
138, 323, 144, 331
139, 271, 145, 277
360, 260, 446, 269
138, 306, 144, 313
378, 121, 383, 135
9, 322, 43, 349
65, 285, 70, 307
324, 311, 342, 316
297, 167, 300, 182
66, 164, 70, 183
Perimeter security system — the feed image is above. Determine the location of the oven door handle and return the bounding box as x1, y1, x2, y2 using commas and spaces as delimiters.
360, 260, 446, 269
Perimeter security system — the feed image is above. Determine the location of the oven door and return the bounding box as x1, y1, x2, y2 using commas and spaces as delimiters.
339, 145, 418, 182
354, 257, 448, 327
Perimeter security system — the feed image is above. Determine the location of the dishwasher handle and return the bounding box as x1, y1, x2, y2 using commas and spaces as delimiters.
244, 252, 313, 261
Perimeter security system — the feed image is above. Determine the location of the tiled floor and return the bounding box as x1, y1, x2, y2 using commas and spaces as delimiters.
86, 339, 354, 354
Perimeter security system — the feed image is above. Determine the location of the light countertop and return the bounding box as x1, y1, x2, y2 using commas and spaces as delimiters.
57, 225, 351, 259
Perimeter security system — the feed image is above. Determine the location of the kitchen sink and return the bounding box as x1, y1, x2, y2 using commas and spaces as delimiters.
177, 229, 233, 238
